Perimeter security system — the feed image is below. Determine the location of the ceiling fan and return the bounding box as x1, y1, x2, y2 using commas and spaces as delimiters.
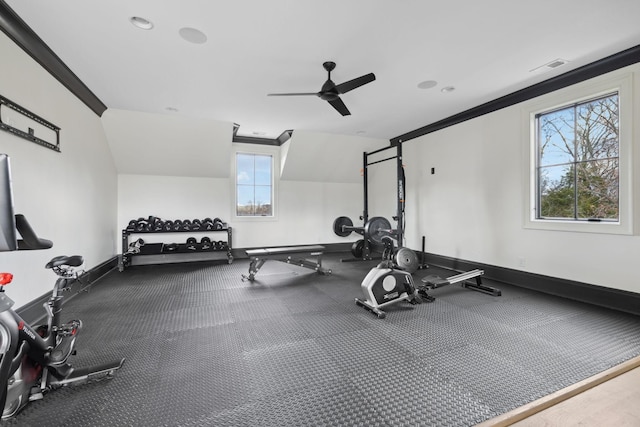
268, 61, 375, 116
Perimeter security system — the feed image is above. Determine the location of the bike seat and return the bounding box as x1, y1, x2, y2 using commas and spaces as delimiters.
45, 255, 84, 269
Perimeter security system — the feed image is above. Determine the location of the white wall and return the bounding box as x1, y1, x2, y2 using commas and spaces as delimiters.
0, 32, 118, 308
115, 130, 384, 250
398, 65, 640, 294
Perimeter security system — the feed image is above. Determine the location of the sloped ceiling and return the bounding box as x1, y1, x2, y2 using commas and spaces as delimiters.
102, 109, 233, 177
280, 130, 385, 183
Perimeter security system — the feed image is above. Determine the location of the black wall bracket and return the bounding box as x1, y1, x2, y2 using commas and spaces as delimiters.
0, 94, 60, 152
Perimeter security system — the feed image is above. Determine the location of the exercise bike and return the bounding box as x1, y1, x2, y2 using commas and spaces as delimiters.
0, 218, 125, 419
355, 236, 422, 318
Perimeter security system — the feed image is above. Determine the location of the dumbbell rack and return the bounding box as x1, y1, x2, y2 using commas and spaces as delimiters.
119, 226, 233, 271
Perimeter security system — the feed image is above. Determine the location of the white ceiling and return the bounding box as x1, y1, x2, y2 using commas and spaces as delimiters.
5, 0, 640, 141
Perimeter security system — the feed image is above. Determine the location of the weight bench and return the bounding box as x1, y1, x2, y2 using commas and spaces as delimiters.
242, 245, 332, 281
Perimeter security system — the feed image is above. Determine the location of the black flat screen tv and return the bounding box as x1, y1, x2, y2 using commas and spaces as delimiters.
0, 154, 17, 252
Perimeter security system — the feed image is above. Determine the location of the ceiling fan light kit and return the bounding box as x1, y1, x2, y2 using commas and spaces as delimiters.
268, 61, 375, 116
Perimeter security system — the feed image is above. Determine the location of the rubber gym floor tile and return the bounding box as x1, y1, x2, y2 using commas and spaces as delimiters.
243, 339, 343, 400
279, 287, 346, 314
465, 299, 572, 330
315, 327, 415, 375
531, 317, 640, 368
233, 315, 314, 351
374, 316, 470, 358
295, 310, 373, 337
143, 357, 252, 421
470, 327, 603, 388
252, 377, 389, 427
350, 358, 497, 426
229, 296, 292, 322
426, 343, 551, 414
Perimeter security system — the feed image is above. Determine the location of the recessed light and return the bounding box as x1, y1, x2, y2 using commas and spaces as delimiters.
252, 131, 267, 136
441, 86, 456, 93
417, 80, 438, 89
179, 27, 207, 44
130, 16, 154, 30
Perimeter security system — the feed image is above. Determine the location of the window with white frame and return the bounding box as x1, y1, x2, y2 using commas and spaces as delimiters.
523, 72, 632, 235
236, 153, 273, 216
535, 93, 619, 221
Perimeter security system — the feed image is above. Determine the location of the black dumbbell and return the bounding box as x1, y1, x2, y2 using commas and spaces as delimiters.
182, 219, 192, 231
173, 219, 183, 231
201, 236, 212, 250
186, 237, 198, 251
163, 220, 174, 231
191, 219, 202, 230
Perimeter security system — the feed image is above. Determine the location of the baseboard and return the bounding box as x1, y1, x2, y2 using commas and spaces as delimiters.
423, 252, 640, 316
16, 256, 119, 324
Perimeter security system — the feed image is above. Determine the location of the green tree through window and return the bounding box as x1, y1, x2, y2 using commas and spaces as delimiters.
536, 93, 619, 220
236, 153, 273, 216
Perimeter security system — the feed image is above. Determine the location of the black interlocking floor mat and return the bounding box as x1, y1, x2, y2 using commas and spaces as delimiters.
7, 254, 640, 426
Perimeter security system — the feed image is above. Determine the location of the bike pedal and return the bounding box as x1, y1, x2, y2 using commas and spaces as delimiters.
58, 319, 83, 337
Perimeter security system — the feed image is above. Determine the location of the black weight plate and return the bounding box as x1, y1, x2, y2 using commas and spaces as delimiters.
351, 239, 364, 258
333, 216, 354, 237
394, 247, 419, 273
163, 243, 178, 252
364, 217, 392, 246
201, 237, 211, 244
186, 237, 197, 244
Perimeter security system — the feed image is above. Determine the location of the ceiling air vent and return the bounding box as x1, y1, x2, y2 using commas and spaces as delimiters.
530, 58, 569, 73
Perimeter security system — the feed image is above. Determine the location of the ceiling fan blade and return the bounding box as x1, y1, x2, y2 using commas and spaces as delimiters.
335, 73, 376, 94
267, 92, 319, 96
328, 97, 351, 116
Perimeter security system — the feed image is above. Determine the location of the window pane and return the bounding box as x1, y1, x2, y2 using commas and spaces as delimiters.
237, 154, 254, 184
254, 155, 272, 185
576, 159, 619, 220
237, 185, 255, 216
575, 95, 619, 162
254, 185, 272, 216
539, 164, 575, 218
235, 153, 273, 217
538, 108, 575, 167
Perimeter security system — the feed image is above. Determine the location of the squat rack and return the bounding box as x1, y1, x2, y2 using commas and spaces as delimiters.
360, 143, 405, 260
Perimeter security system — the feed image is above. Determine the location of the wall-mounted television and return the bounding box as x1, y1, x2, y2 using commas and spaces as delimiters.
0, 153, 17, 252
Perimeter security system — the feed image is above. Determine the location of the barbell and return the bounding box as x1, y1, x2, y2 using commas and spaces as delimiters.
333, 216, 397, 245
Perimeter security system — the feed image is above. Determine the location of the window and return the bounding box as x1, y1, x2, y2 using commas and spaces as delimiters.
523, 72, 632, 235
536, 93, 619, 221
236, 153, 273, 216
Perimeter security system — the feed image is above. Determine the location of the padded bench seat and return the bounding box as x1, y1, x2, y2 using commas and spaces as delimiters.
245, 245, 325, 257
243, 245, 331, 281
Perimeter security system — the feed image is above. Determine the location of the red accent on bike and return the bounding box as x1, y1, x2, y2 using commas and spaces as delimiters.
18, 321, 24, 330
0, 272, 13, 286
